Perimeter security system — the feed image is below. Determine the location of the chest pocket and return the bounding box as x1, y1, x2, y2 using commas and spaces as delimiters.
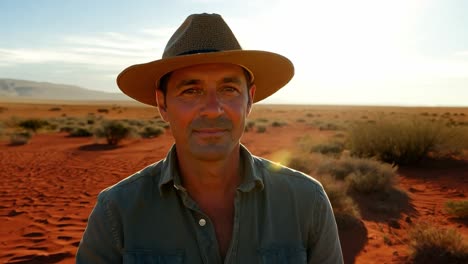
259, 246, 307, 264
123, 250, 184, 264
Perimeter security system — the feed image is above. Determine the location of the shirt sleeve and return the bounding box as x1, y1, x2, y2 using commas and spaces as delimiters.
76, 192, 122, 263
307, 187, 344, 264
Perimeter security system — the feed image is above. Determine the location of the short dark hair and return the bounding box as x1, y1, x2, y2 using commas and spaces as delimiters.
157, 67, 254, 97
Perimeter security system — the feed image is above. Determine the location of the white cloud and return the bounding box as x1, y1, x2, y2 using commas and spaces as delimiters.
63, 33, 163, 51
140, 27, 177, 37
0, 28, 170, 69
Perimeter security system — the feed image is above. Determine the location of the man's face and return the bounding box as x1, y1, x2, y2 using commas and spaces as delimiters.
156, 63, 256, 161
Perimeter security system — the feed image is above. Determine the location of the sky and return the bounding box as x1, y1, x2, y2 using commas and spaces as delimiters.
1, 0, 467, 106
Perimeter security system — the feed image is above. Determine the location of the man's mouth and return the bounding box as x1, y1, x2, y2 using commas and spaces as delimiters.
193, 128, 228, 137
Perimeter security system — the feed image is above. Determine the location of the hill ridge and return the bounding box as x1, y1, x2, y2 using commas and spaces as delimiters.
0, 78, 129, 101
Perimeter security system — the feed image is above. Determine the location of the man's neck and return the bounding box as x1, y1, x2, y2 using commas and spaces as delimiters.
176, 147, 242, 198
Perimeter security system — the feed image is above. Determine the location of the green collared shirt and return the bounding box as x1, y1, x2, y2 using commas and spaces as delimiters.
76, 145, 343, 263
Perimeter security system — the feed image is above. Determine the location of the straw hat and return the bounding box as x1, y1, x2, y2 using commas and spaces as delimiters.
117, 13, 294, 106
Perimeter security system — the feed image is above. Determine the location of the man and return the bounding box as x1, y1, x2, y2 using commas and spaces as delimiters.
77, 13, 343, 263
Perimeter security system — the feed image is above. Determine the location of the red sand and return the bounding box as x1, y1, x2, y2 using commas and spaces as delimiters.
1, 103, 467, 263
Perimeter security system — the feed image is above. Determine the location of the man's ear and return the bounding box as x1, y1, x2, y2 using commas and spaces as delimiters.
155, 89, 169, 122
247, 84, 256, 115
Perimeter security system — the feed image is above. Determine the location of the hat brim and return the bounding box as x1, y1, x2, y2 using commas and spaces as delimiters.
116, 50, 294, 106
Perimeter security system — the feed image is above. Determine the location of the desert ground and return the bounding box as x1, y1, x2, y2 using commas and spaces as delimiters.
1, 101, 467, 263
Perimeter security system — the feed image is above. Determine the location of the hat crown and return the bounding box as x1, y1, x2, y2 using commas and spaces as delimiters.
163, 13, 242, 58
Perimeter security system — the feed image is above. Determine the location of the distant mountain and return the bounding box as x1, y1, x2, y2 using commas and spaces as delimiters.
0, 78, 130, 101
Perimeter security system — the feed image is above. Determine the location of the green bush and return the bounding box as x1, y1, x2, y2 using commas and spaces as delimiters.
95, 120, 131, 145
409, 222, 468, 263
59, 126, 74, 133
18, 119, 49, 133
244, 120, 256, 132
445, 200, 468, 219
348, 116, 467, 165
256, 125, 267, 133
9, 131, 32, 145
124, 119, 146, 127
69, 127, 93, 137
271, 121, 287, 127
140, 126, 164, 138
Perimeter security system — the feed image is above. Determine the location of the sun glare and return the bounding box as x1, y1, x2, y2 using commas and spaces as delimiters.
232, 0, 431, 104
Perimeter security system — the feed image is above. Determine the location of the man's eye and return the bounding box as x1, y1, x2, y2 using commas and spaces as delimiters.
182, 88, 202, 95
221, 86, 239, 94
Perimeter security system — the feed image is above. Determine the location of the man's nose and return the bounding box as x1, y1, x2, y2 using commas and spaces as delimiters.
200, 91, 223, 117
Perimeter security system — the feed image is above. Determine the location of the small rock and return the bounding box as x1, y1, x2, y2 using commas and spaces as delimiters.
7, 210, 24, 217
388, 219, 401, 229
405, 216, 412, 224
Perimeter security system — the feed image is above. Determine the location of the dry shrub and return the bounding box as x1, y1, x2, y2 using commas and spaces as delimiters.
140, 125, 165, 138
9, 131, 32, 145
297, 134, 334, 154
18, 118, 50, 133
315, 157, 397, 193
409, 222, 468, 264
256, 125, 267, 133
287, 156, 314, 174
346, 169, 395, 194
348, 116, 468, 165
124, 119, 146, 127
95, 120, 131, 145
244, 120, 256, 132
317, 175, 361, 228
271, 120, 287, 127
310, 141, 345, 156
434, 126, 468, 157
445, 200, 468, 219
318, 122, 342, 131
69, 127, 93, 137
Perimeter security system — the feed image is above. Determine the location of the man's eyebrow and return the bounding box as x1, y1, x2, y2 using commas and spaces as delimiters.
176, 79, 201, 89
220, 76, 243, 85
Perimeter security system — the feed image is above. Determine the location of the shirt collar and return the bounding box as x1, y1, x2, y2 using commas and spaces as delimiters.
158, 144, 264, 195
237, 145, 265, 192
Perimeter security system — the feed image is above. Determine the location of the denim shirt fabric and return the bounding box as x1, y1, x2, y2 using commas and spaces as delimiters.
76, 145, 343, 263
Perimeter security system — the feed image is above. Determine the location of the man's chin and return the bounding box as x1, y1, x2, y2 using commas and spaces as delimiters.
189, 144, 234, 161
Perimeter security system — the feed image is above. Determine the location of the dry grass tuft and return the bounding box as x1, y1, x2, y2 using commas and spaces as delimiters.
445, 200, 468, 219
409, 222, 468, 264
348, 116, 468, 165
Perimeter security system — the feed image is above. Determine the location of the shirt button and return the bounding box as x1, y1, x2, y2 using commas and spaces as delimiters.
198, 218, 206, 226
